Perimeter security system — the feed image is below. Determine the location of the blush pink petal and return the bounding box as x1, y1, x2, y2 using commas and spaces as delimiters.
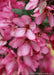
48, 12, 54, 27
41, 46, 49, 54
0, 12, 13, 19
0, 47, 9, 54
25, 0, 38, 10
32, 13, 40, 17
0, 20, 8, 28
23, 55, 38, 71
29, 22, 36, 32
41, 33, 49, 40
31, 41, 40, 52
13, 18, 25, 27
0, 41, 7, 46
6, 62, 15, 74
35, 27, 40, 33
49, 34, 54, 41
23, 56, 33, 68
16, 1, 25, 10
35, 12, 46, 25
17, 43, 30, 56
21, 15, 31, 25
9, 38, 25, 48
14, 28, 26, 37
46, 6, 54, 11
6, 61, 17, 75
33, 7, 39, 13
26, 29, 36, 40
37, 38, 46, 47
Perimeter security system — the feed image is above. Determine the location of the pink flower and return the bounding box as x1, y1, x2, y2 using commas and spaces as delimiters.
35, 27, 49, 54
12, 15, 36, 40
35, 27, 49, 44
33, 5, 54, 27
9, 27, 49, 57
9, 37, 40, 54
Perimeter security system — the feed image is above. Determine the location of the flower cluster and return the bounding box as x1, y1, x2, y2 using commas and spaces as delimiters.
0, 0, 54, 75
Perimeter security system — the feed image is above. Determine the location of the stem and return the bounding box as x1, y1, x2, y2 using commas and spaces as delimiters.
48, 0, 53, 5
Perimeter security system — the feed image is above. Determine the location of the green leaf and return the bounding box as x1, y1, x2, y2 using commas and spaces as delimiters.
12, 7, 34, 16
12, 9, 23, 16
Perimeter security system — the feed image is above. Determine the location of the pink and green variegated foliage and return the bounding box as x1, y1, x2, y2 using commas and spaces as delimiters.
0, 0, 54, 75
